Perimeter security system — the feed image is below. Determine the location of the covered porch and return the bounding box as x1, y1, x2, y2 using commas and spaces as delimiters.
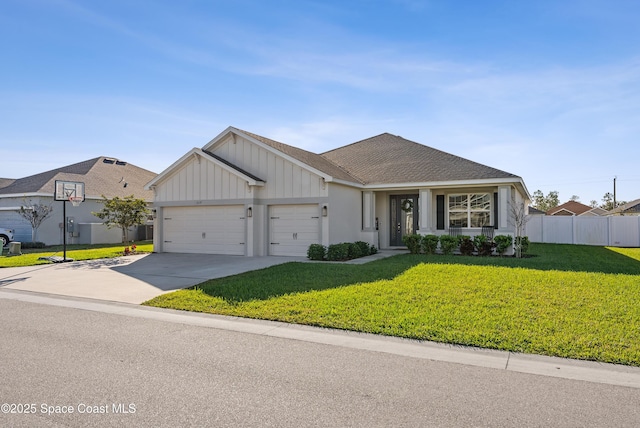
360, 185, 522, 250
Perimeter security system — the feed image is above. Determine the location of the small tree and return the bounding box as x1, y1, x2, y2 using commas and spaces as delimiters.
508, 197, 530, 258
92, 195, 150, 243
18, 198, 54, 242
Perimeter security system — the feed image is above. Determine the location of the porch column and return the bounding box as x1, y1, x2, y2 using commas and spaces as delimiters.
362, 191, 376, 231
419, 189, 432, 233
498, 185, 511, 230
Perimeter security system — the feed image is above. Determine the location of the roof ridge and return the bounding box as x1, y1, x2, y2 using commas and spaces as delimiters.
320, 132, 394, 156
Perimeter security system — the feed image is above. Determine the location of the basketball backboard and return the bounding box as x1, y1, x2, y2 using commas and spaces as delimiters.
54, 180, 85, 202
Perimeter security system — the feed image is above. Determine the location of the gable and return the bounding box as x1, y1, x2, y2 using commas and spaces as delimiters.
207, 132, 329, 199
204, 127, 361, 185
150, 150, 259, 202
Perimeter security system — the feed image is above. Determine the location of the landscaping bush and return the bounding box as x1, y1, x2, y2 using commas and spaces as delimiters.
402, 234, 422, 254
421, 234, 439, 255
348, 243, 363, 259
327, 243, 351, 261
311, 241, 376, 261
459, 235, 475, 256
473, 234, 495, 256
354, 241, 372, 256
439, 235, 459, 255
307, 243, 327, 261
494, 235, 513, 256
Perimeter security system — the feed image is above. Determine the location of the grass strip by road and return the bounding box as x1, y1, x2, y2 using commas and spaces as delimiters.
145, 244, 640, 366
0, 241, 153, 267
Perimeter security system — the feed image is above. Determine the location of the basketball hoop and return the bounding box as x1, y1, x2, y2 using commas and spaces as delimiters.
69, 196, 83, 207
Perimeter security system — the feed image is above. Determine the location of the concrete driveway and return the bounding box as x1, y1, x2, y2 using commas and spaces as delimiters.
0, 253, 306, 304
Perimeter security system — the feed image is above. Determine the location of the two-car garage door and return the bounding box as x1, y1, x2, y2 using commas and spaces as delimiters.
162, 206, 245, 255
161, 204, 320, 256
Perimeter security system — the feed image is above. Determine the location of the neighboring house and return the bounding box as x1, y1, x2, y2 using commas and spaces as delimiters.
608, 198, 640, 216
146, 127, 530, 257
527, 206, 546, 215
0, 157, 156, 245
546, 201, 606, 217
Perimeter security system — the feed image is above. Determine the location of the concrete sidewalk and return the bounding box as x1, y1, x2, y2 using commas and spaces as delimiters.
1, 288, 639, 390
0, 253, 307, 303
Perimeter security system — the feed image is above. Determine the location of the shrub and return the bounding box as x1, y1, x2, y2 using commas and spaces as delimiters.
327, 243, 351, 261
354, 241, 371, 256
369, 245, 378, 255
402, 234, 422, 254
421, 234, 439, 255
439, 235, 459, 255
459, 235, 475, 256
307, 244, 327, 261
493, 235, 513, 256
473, 234, 495, 256
348, 243, 363, 259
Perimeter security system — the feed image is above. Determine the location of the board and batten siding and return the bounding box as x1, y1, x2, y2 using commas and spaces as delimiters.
213, 135, 327, 199
154, 156, 252, 203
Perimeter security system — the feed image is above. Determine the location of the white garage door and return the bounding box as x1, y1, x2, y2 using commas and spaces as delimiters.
270, 204, 320, 256
162, 206, 245, 255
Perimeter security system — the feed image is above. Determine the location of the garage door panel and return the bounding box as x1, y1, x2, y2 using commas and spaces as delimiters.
270, 204, 320, 256
163, 206, 245, 255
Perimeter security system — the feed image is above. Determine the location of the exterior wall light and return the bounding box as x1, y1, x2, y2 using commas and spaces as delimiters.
247, 207, 253, 218
322, 205, 328, 217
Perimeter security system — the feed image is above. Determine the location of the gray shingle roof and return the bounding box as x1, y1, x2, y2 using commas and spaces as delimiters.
321, 133, 520, 185
609, 198, 640, 215
0, 157, 157, 200
0, 178, 16, 189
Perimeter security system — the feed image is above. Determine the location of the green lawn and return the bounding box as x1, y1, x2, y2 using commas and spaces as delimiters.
0, 241, 153, 267
144, 244, 640, 366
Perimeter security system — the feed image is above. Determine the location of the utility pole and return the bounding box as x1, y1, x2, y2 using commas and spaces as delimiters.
613, 176, 617, 208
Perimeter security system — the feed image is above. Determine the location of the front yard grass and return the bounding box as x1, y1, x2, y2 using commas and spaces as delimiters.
0, 241, 153, 267
144, 244, 640, 366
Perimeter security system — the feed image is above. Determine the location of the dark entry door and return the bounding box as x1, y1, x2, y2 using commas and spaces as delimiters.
390, 195, 419, 246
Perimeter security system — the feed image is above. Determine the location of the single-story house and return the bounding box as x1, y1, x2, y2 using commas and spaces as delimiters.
146, 127, 530, 257
609, 198, 640, 216
546, 201, 607, 217
0, 157, 156, 245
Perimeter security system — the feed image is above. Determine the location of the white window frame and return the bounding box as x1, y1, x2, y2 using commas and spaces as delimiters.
448, 193, 492, 228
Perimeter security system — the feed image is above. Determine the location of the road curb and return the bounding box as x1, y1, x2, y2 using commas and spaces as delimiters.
2, 287, 639, 389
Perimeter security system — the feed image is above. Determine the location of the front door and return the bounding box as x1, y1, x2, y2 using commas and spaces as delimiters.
390, 195, 419, 246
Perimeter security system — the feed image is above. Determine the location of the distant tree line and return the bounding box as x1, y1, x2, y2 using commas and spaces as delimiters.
531, 190, 626, 212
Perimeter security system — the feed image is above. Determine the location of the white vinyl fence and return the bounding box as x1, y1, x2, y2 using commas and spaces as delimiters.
525, 215, 640, 247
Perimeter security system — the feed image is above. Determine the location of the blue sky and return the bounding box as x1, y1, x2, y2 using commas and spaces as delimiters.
2, 0, 639, 204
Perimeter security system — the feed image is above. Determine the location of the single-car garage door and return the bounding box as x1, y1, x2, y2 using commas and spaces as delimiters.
270, 204, 320, 256
162, 206, 245, 255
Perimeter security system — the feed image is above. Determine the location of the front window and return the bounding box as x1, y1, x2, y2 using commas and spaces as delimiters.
448, 193, 491, 227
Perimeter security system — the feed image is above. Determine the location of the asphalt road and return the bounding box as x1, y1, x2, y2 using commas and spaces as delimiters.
1, 298, 639, 427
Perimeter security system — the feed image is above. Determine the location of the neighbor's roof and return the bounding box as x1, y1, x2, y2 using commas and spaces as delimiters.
0, 157, 157, 200
236, 128, 362, 184
609, 198, 640, 215
321, 133, 521, 185
546, 201, 594, 216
